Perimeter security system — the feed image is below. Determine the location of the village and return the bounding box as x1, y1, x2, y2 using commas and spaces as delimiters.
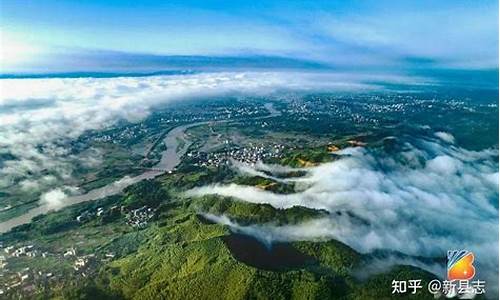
0, 204, 156, 296
187, 143, 285, 168
91, 102, 269, 147
0, 242, 117, 296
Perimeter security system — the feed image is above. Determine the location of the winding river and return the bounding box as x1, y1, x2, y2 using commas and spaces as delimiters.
0, 103, 280, 233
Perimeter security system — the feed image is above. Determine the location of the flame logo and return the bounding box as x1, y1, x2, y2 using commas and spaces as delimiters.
447, 250, 476, 281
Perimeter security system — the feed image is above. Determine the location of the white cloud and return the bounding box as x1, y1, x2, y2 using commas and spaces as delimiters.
434, 131, 455, 144
232, 160, 307, 184
1, 71, 410, 205
40, 188, 67, 209
189, 138, 499, 286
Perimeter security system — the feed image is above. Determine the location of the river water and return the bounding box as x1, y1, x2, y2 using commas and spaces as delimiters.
0, 103, 280, 233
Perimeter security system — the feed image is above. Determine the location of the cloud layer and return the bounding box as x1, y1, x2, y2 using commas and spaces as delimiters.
189, 136, 499, 285
2, 71, 415, 205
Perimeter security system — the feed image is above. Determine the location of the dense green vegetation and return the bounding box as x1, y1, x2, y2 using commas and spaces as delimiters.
279, 146, 334, 167
1, 167, 438, 299
4, 93, 492, 299
190, 195, 327, 226
57, 208, 436, 300
234, 175, 296, 194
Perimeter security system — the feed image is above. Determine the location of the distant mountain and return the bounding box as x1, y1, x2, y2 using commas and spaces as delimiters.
0, 53, 332, 77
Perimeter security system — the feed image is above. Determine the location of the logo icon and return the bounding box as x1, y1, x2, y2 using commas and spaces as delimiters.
447, 250, 475, 280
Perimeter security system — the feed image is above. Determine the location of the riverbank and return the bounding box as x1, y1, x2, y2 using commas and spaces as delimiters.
0, 103, 281, 234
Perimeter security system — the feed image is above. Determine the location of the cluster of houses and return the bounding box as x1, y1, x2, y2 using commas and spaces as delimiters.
76, 204, 157, 229
125, 206, 156, 228
0, 244, 55, 295
0, 242, 117, 296
0, 266, 35, 295
92, 103, 267, 146
188, 144, 285, 168
3, 245, 38, 258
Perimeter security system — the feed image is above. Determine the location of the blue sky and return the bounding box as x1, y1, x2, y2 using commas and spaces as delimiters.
1, 0, 498, 72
